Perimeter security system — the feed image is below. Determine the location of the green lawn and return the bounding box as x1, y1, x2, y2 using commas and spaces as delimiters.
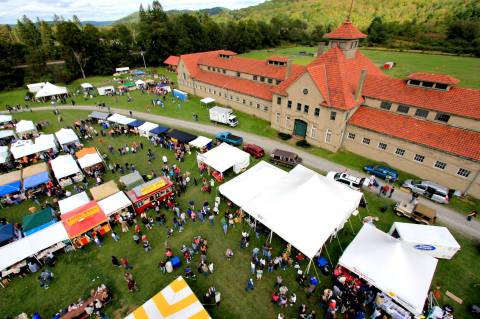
0, 111, 479, 319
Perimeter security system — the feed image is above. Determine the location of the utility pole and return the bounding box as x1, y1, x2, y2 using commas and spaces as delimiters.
140, 51, 147, 70
348, 0, 354, 20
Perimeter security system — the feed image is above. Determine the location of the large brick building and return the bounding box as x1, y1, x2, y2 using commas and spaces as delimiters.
177, 20, 480, 198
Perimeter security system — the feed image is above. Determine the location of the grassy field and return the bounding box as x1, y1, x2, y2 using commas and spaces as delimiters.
0, 110, 479, 319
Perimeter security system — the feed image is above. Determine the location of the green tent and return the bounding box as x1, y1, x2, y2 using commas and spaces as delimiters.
123, 82, 136, 87
22, 207, 56, 235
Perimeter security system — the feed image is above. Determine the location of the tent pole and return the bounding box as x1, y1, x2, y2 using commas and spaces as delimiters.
324, 245, 333, 265
269, 230, 273, 244
305, 258, 312, 275
348, 219, 355, 235
335, 234, 344, 253
312, 259, 321, 283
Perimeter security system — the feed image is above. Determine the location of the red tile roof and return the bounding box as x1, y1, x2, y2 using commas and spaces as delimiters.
268, 55, 289, 63
348, 107, 480, 161
179, 50, 225, 78
363, 75, 480, 119
324, 20, 367, 39
407, 72, 460, 85
163, 55, 180, 66
217, 50, 237, 56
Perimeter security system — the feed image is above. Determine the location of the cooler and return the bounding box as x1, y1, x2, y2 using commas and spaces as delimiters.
171, 256, 181, 269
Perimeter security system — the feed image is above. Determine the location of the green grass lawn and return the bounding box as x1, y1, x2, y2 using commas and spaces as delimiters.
0, 111, 479, 319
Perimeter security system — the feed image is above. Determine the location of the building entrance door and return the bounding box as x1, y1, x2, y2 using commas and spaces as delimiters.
293, 119, 307, 137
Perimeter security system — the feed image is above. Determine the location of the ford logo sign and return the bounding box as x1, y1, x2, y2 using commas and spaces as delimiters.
415, 244, 436, 251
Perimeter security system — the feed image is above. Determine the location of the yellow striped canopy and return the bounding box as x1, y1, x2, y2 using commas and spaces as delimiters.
125, 277, 211, 319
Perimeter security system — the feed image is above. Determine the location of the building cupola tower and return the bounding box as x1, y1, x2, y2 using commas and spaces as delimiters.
323, 20, 367, 59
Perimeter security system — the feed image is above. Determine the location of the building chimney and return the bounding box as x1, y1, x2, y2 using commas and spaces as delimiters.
317, 42, 326, 57
286, 58, 293, 79
355, 69, 367, 101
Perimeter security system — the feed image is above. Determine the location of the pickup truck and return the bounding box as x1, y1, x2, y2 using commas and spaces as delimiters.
215, 132, 243, 146
394, 201, 437, 225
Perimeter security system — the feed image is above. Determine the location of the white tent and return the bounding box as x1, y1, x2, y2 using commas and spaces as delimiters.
189, 136, 212, 149
27, 82, 47, 93
0, 115, 12, 124
35, 134, 58, 152
98, 86, 115, 96
138, 122, 158, 137
0, 222, 68, 272
197, 143, 250, 174
339, 224, 438, 316
389, 222, 460, 259
0, 146, 9, 164
115, 117, 135, 126
35, 82, 68, 99
116, 67, 129, 73
80, 83, 94, 89
98, 191, 132, 217
15, 120, 36, 134
200, 97, 215, 105
50, 154, 81, 180
0, 130, 15, 139
107, 113, 125, 123
55, 128, 79, 146
10, 139, 35, 159
77, 152, 103, 169
135, 79, 146, 88
58, 191, 90, 214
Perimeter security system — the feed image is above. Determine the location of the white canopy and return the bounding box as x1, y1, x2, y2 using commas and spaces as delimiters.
0, 130, 15, 139
27, 82, 47, 93
77, 152, 103, 169
107, 113, 125, 123
115, 117, 135, 126
138, 122, 158, 137
35, 82, 68, 98
55, 128, 79, 146
0, 115, 12, 123
197, 143, 250, 174
189, 136, 212, 149
58, 191, 90, 214
116, 67, 129, 72
200, 97, 215, 105
0, 222, 68, 272
10, 139, 35, 159
0, 146, 9, 164
50, 154, 81, 180
80, 83, 94, 89
97, 86, 115, 96
35, 134, 58, 152
135, 80, 146, 87
339, 224, 438, 316
97, 191, 132, 216
16, 120, 36, 134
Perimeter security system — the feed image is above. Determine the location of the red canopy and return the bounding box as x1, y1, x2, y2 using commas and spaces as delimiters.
60, 201, 107, 238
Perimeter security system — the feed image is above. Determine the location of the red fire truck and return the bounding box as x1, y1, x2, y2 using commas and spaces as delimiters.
126, 177, 174, 213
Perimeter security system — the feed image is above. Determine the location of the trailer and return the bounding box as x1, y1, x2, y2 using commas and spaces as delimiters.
209, 106, 239, 127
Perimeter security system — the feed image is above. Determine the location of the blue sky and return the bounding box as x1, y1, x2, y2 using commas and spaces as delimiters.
0, 0, 266, 24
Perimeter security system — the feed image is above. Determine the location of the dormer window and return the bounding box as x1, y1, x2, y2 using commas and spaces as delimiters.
219, 54, 231, 59
408, 80, 421, 86
422, 81, 434, 88
435, 83, 448, 90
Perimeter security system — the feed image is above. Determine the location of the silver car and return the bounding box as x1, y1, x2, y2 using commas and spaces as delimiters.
402, 180, 450, 204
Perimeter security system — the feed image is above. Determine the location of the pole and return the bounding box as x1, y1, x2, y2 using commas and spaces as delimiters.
306, 258, 312, 275
325, 245, 332, 265
348, 219, 355, 235
269, 230, 273, 244
141, 52, 147, 70
336, 234, 344, 253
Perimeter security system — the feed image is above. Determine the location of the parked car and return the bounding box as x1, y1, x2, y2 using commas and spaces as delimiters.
326, 171, 370, 191
394, 201, 437, 225
363, 165, 398, 182
270, 149, 302, 168
243, 144, 264, 158
402, 180, 451, 204
215, 132, 243, 146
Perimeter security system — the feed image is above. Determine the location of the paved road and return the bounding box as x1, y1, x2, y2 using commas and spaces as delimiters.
7, 105, 480, 239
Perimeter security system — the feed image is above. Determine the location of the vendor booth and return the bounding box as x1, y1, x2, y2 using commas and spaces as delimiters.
35, 82, 68, 100
0, 115, 12, 125
166, 129, 197, 144
189, 136, 213, 151
115, 67, 129, 74
27, 82, 47, 94
119, 171, 144, 190
116, 117, 136, 127
55, 128, 80, 148
173, 89, 188, 101
125, 276, 211, 319
10, 139, 35, 161
89, 111, 110, 121
50, 154, 84, 187
98, 191, 132, 217
0, 146, 11, 167
90, 180, 119, 201
22, 162, 51, 192
58, 191, 90, 214
126, 177, 174, 213
22, 207, 56, 236
0, 224, 14, 246
149, 126, 169, 136
0, 170, 22, 198
107, 113, 125, 123
35, 134, 58, 153
138, 122, 159, 137
200, 97, 215, 108
0, 130, 16, 146
75, 147, 104, 176
339, 224, 438, 318
127, 120, 145, 129
97, 86, 115, 96
135, 79, 146, 89
80, 83, 94, 91
15, 120, 36, 135
389, 222, 460, 259
197, 143, 250, 180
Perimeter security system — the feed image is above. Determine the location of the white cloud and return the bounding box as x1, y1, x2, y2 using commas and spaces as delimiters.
0, 0, 265, 24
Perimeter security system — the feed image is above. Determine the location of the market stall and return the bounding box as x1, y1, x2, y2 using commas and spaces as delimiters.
89, 180, 118, 201
126, 177, 174, 213
10, 139, 35, 161
119, 171, 144, 190
197, 143, 250, 180
125, 277, 211, 319
55, 128, 80, 149
89, 111, 110, 121
97, 86, 115, 96
138, 122, 159, 137
58, 191, 90, 214
0, 146, 11, 167
0, 170, 22, 198
22, 162, 51, 193
200, 97, 215, 108
135, 79, 146, 89
127, 120, 145, 129
389, 222, 461, 259
75, 147, 104, 176
15, 120, 37, 136
149, 126, 169, 137
189, 136, 213, 151
0, 115, 12, 125
27, 82, 47, 94
98, 191, 132, 217
50, 154, 84, 187
173, 89, 188, 101
165, 129, 197, 144
35, 134, 59, 153
35, 82, 68, 100
107, 113, 125, 123
338, 224, 438, 317
22, 207, 56, 236
0, 224, 14, 246
0, 130, 16, 146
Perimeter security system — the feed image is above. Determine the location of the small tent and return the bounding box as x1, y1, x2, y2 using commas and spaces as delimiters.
98, 191, 132, 217
89, 112, 110, 121
127, 120, 145, 128
200, 97, 215, 107
50, 154, 82, 181
76, 147, 103, 170
115, 117, 136, 126
166, 129, 197, 143
15, 120, 36, 135
119, 171, 144, 190
89, 180, 119, 201
197, 143, 250, 174
35, 134, 58, 153
138, 122, 158, 137
55, 128, 79, 147
35, 82, 68, 99
107, 113, 125, 123
0, 170, 22, 196
22, 162, 51, 190
149, 126, 169, 136
0, 224, 14, 246
0, 115, 12, 124
58, 191, 91, 215
189, 136, 213, 150
60, 201, 107, 239
22, 207, 56, 236
97, 86, 115, 96
0, 130, 16, 146
0, 146, 10, 164
80, 83, 94, 90
10, 139, 35, 159
135, 79, 146, 88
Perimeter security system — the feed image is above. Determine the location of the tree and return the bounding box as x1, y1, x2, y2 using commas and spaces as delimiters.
367, 17, 389, 45
56, 22, 89, 78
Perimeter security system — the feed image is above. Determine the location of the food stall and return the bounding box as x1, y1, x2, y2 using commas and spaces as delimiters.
35, 134, 59, 154
197, 143, 250, 181
22, 207, 56, 236
15, 120, 37, 136
0, 146, 11, 169
138, 122, 159, 137
75, 147, 104, 176
189, 136, 213, 152
0, 130, 16, 146
10, 139, 36, 163
90, 178, 132, 218
22, 162, 52, 193
50, 154, 84, 187
0, 170, 22, 199
58, 191, 90, 214
149, 126, 169, 137
165, 129, 197, 144
55, 128, 80, 149
119, 171, 144, 190
126, 177, 174, 213
89, 111, 110, 122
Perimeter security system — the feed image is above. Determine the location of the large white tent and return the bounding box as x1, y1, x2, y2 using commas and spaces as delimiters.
197, 143, 250, 174
77, 152, 103, 169
35, 134, 58, 152
50, 154, 81, 180
0, 222, 68, 272
98, 191, 132, 217
27, 82, 47, 93
16, 120, 36, 134
338, 224, 438, 316
10, 139, 35, 159
0, 115, 12, 124
58, 191, 91, 214
35, 82, 68, 99
55, 128, 79, 146
138, 122, 158, 137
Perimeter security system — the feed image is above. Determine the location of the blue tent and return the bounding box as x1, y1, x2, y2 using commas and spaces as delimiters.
0, 181, 21, 196
23, 172, 50, 190
128, 120, 145, 128
150, 126, 170, 136
173, 89, 188, 101
133, 70, 145, 75
0, 224, 14, 245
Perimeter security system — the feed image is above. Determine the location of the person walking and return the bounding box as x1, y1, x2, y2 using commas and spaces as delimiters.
111, 256, 120, 267
389, 186, 395, 198
467, 210, 478, 221
245, 278, 254, 292
111, 231, 120, 242
121, 258, 133, 269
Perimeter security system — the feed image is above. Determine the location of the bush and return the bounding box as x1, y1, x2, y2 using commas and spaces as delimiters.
296, 139, 311, 148
278, 132, 292, 140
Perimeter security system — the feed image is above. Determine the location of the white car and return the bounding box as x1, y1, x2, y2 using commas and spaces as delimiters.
326, 171, 370, 191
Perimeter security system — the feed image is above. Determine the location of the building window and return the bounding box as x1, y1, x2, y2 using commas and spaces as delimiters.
297, 103, 302, 111
422, 81, 434, 88
236, 72, 241, 77
276, 80, 281, 85
287, 100, 292, 108
303, 88, 309, 95
314, 108, 320, 117
435, 113, 450, 123
285, 116, 291, 128
276, 112, 280, 124
222, 69, 226, 74
434, 161, 447, 170
253, 75, 258, 81
347, 132, 355, 140
415, 109, 429, 118
208, 66, 211, 71
435, 83, 448, 90
378, 142, 387, 150
457, 168, 471, 178
268, 78, 273, 84
362, 137, 370, 145
256, 104, 260, 109
249, 101, 253, 106
230, 95, 233, 100
311, 125, 317, 138
260, 76, 265, 82
264, 106, 268, 111
325, 129, 332, 143
304, 105, 309, 114
380, 101, 391, 110
277, 97, 282, 105
242, 99, 246, 104
397, 105, 410, 113
330, 111, 336, 121
395, 148, 405, 156
236, 97, 239, 102
409, 79, 421, 86
414, 154, 425, 162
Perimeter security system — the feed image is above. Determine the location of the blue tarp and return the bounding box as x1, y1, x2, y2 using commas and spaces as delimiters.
150, 126, 170, 135
0, 224, 14, 244
128, 120, 145, 128
23, 172, 50, 190
0, 181, 21, 196
173, 89, 188, 101
133, 70, 145, 75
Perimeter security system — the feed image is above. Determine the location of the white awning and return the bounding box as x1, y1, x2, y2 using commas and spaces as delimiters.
200, 97, 215, 104
0, 222, 68, 272
0, 146, 9, 164
115, 117, 136, 126
97, 191, 132, 216
0, 130, 15, 139
138, 122, 158, 136
16, 120, 36, 134
339, 224, 438, 316
35, 134, 58, 152
97, 86, 115, 96
55, 128, 79, 146
50, 155, 81, 180
80, 83, 93, 89
197, 143, 250, 174
107, 113, 126, 123
10, 139, 35, 159
35, 82, 68, 98
27, 82, 47, 93
189, 136, 212, 149
0, 115, 12, 123
77, 152, 103, 169
58, 191, 91, 214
